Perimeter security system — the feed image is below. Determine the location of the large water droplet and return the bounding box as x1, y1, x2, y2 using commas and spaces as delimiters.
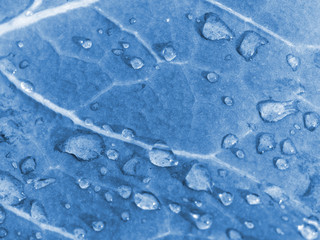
92, 221, 105, 232
130, 57, 144, 70
201, 13, 234, 41
185, 163, 212, 191
237, 31, 268, 61
219, 192, 233, 206
221, 134, 238, 149
134, 192, 159, 210
78, 178, 90, 189
286, 54, 300, 71
195, 214, 213, 230
256, 133, 276, 154
274, 157, 289, 170
0, 171, 25, 205
303, 112, 319, 131
59, 133, 104, 161
246, 194, 261, 205
280, 138, 297, 155
162, 46, 176, 62
19, 156, 36, 175
257, 100, 298, 123
298, 224, 318, 240
30, 201, 47, 223
169, 203, 181, 214
148, 144, 177, 167
21, 81, 34, 93
117, 185, 132, 199
106, 149, 119, 161
264, 185, 288, 204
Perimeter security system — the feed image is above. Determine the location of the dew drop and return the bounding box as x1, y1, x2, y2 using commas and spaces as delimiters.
104, 191, 113, 202
84, 118, 93, 126
195, 214, 213, 230
218, 169, 228, 177
148, 144, 177, 167
19, 156, 36, 174
237, 31, 268, 61
92, 221, 104, 232
298, 224, 318, 240
186, 13, 193, 20
30, 201, 47, 223
201, 13, 234, 41
65, 203, 71, 209
276, 227, 284, 235
121, 211, 130, 221
19, 60, 29, 69
122, 42, 130, 49
17, 41, 24, 48
73, 37, 92, 49
21, 81, 34, 93
74, 228, 86, 240
90, 102, 99, 111
274, 157, 289, 170
122, 128, 135, 139
122, 157, 141, 176
264, 185, 288, 204
162, 46, 176, 62
286, 54, 300, 71
102, 124, 113, 133
256, 133, 276, 154
219, 192, 233, 206
100, 166, 107, 175
129, 17, 136, 24
235, 149, 245, 159
244, 221, 254, 229
97, 28, 103, 34
78, 178, 90, 189
117, 185, 132, 199
134, 192, 160, 210
112, 49, 124, 56
280, 138, 297, 155
169, 203, 181, 214
35, 232, 42, 239
221, 134, 238, 149
257, 99, 298, 123
130, 57, 144, 70
185, 163, 211, 191
106, 149, 119, 161
222, 96, 234, 106
206, 72, 219, 83
246, 194, 261, 205
94, 185, 101, 192
303, 112, 319, 131
194, 200, 202, 208
227, 229, 242, 239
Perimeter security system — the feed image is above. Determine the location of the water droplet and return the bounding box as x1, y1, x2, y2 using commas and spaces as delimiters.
185, 163, 211, 191
121, 211, 130, 221
90, 102, 99, 111
222, 96, 234, 106
100, 166, 107, 175
130, 57, 144, 70
0, 207, 5, 224
97, 28, 103, 34
304, 112, 319, 131
106, 149, 119, 161
0, 171, 25, 205
264, 185, 288, 204
244, 221, 254, 229
78, 178, 90, 189
74, 228, 86, 240
221, 134, 238, 149
286, 54, 300, 71
246, 194, 261, 205
201, 13, 234, 41
256, 133, 276, 154
195, 214, 213, 230
280, 138, 297, 155
73, 37, 92, 49
117, 185, 132, 199
276, 227, 284, 235
148, 144, 177, 167
19, 156, 36, 175
165, 18, 170, 23
227, 229, 242, 239
122, 42, 130, 49
298, 224, 318, 240
112, 49, 124, 56
34, 178, 56, 190
274, 157, 289, 170
194, 200, 202, 207
94, 185, 101, 192
169, 203, 181, 214
21, 81, 34, 93
59, 133, 104, 161
186, 13, 193, 20
143, 177, 151, 184
0, 228, 7, 238
19, 60, 29, 69
92, 221, 104, 232
294, 124, 301, 130
65, 203, 71, 209
206, 72, 219, 83
134, 192, 160, 210
257, 99, 298, 123
84, 118, 93, 126
162, 46, 176, 62
30, 201, 47, 223
104, 191, 113, 202
219, 192, 233, 206
234, 149, 245, 159
102, 124, 113, 133
122, 128, 135, 139
17, 41, 24, 48
129, 17, 136, 24
25, 10, 33, 16
237, 31, 268, 61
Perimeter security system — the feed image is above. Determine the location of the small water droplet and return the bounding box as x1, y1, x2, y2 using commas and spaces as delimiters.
195, 214, 213, 230
298, 224, 318, 240
282, 216, 289, 221
100, 166, 107, 175
235, 149, 245, 159
222, 96, 234, 106
121, 211, 130, 221
244, 221, 254, 229
94, 185, 101, 192
35, 232, 42, 239
134, 192, 160, 210
143, 177, 151, 184
112, 49, 124, 56
185, 163, 211, 191
19, 60, 29, 69
276, 227, 284, 235
227, 229, 242, 239
90, 102, 99, 111
92, 221, 104, 232
162, 46, 176, 62
97, 28, 103, 34
280, 138, 297, 155
304, 112, 319, 131
256, 133, 276, 154
237, 31, 268, 61
166, 18, 170, 23
221, 134, 238, 149
246, 194, 261, 205
201, 13, 234, 41
78, 178, 90, 189
286, 54, 300, 71
122, 128, 135, 139
102, 124, 113, 133
194, 200, 202, 207
117, 185, 132, 199
17, 41, 24, 48
84, 118, 93, 126
74, 228, 86, 240
206, 72, 219, 83
19, 156, 36, 174
74, 37, 92, 49
129, 17, 137, 24
274, 157, 289, 170
21, 81, 34, 93
219, 192, 233, 206
169, 203, 181, 214
65, 203, 71, 209
106, 149, 119, 161
130, 57, 144, 70
148, 144, 177, 167
186, 13, 193, 20
122, 42, 130, 49
104, 191, 113, 202
25, 10, 33, 16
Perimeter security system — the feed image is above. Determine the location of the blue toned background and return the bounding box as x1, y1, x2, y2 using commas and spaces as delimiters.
0, 0, 319, 239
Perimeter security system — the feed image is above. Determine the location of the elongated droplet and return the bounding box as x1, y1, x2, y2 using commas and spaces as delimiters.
257, 100, 298, 123
34, 178, 56, 190
264, 185, 288, 204
21, 81, 34, 93
244, 221, 254, 229
286, 54, 300, 71
246, 194, 261, 205
201, 13, 234, 41
237, 31, 268, 61
19, 156, 36, 174
134, 192, 159, 210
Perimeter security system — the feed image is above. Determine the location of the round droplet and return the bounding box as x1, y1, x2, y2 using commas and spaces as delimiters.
246, 194, 261, 205
303, 112, 319, 132
169, 203, 181, 214
121, 211, 130, 221
19, 156, 36, 174
106, 149, 119, 161
122, 128, 135, 139
195, 214, 213, 230
134, 192, 159, 210
65, 203, 71, 209
78, 178, 90, 189
206, 72, 219, 83
97, 28, 103, 34
244, 221, 254, 229
235, 149, 245, 159
90, 102, 99, 111
0, 228, 7, 238
222, 134, 238, 149
35, 231, 42, 239
74, 228, 86, 240
148, 144, 177, 167
94, 186, 101, 192
17, 41, 24, 48
21, 81, 34, 93
162, 46, 176, 62
298, 224, 318, 240
104, 191, 113, 202
227, 229, 242, 239
117, 185, 132, 199
122, 42, 130, 49
219, 192, 233, 206
274, 157, 289, 170
19, 60, 29, 69
129, 17, 136, 24
100, 166, 107, 175
186, 13, 193, 20
223, 96, 234, 106
92, 221, 104, 232
130, 57, 144, 70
